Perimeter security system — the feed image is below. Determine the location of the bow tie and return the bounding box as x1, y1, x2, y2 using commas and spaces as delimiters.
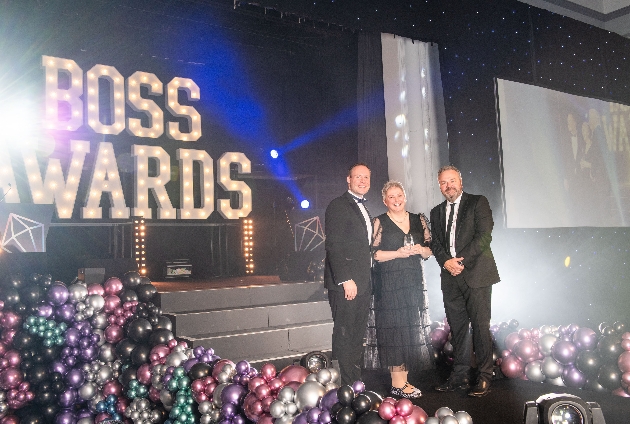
351, 194, 367, 204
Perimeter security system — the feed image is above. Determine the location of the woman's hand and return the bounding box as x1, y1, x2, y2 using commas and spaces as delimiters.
395, 246, 413, 258
408, 244, 432, 258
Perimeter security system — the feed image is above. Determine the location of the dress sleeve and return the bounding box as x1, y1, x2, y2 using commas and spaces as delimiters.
419, 213, 431, 246
371, 217, 382, 255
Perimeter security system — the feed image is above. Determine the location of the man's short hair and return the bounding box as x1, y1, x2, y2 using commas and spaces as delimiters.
348, 162, 371, 177
437, 165, 462, 180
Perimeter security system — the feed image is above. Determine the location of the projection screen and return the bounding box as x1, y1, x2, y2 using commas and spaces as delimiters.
496, 78, 630, 228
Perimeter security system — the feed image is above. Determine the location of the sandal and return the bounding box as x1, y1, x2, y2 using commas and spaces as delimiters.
389, 382, 422, 399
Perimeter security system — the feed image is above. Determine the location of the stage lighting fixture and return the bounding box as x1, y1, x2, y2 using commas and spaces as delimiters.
270, 149, 279, 159
300, 351, 330, 373
242, 218, 254, 274
132, 217, 147, 275
523, 393, 606, 424
300, 199, 310, 209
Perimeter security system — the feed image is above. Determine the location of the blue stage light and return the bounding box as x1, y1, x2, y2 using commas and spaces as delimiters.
300, 200, 310, 209
270, 149, 279, 159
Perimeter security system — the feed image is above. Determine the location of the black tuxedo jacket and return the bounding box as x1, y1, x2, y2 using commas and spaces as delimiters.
430, 192, 500, 288
324, 191, 373, 295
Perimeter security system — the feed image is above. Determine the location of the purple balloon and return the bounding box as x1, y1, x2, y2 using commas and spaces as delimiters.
319, 410, 333, 424
48, 283, 70, 306
55, 409, 77, 424
79, 345, 98, 362
352, 380, 365, 394
193, 346, 205, 358
221, 383, 247, 405
552, 340, 578, 365
51, 360, 67, 375
58, 388, 77, 408
232, 414, 246, 424
79, 337, 91, 350
235, 360, 250, 375
319, 388, 338, 411
56, 304, 76, 323
183, 358, 199, 372
65, 328, 80, 347
562, 364, 587, 388
65, 368, 85, 389
221, 402, 237, 418
294, 411, 309, 424
307, 407, 322, 423
38, 304, 54, 318
573, 327, 598, 351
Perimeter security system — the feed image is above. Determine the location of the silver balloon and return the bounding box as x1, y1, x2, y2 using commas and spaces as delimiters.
200, 415, 213, 424
435, 407, 455, 419
294, 380, 326, 411
525, 360, 546, 383
173, 344, 186, 353
216, 371, 231, 383
539, 325, 552, 335
541, 356, 563, 379
328, 367, 340, 384
425, 418, 440, 424
89, 393, 105, 412
221, 363, 234, 376
277, 386, 295, 403
441, 416, 459, 424
76, 302, 86, 312
160, 389, 174, 410
305, 373, 318, 382
86, 294, 105, 311
538, 334, 558, 356
269, 400, 287, 418
75, 312, 85, 322
547, 376, 565, 386
96, 365, 113, 386
99, 343, 116, 363
165, 351, 188, 367
91, 313, 109, 330
93, 329, 106, 346
316, 369, 332, 385
84, 371, 95, 382
209, 409, 221, 422
325, 382, 339, 392
454, 411, 473, 424
150, 411, 161, 423
78, 419, 93, 424
213, 383, 227, 407
285, 402, 298, 416
198, 400, 214, 415
84, 306, 94, 317
69, 283, 88, 303
79, 382, 98, 400
275, 415, 295, 424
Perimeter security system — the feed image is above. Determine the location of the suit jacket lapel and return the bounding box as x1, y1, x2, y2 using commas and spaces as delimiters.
455, 192, 469, 241
344, 192, 370, 239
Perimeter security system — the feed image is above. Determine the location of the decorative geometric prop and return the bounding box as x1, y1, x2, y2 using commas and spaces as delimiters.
295, 216, 324, 252
1, 213, 46, 253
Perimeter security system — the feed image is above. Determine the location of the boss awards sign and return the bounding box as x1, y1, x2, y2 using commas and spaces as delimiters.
0, 55, 252, 221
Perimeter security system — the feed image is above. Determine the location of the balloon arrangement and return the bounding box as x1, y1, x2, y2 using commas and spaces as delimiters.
424, 407, 472, 424
487, 319, 630, 397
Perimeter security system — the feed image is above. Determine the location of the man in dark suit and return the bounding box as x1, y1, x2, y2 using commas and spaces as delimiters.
324, 163, 373, 385
430, 165, 500, 397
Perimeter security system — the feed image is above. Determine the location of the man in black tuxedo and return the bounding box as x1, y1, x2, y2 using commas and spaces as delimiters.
324, 163, 373, 385
430, 165, 500, 397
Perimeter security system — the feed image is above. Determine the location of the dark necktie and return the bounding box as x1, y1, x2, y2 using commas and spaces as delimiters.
351, 194, 367, 203
445, 203, 455, 250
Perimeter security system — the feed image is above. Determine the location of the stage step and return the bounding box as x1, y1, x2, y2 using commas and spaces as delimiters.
157, 280, 333, 363
180, 321, 333, 363
157, 281, 327, 313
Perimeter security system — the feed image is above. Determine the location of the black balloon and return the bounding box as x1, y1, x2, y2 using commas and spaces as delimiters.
154, 316, 173, 331
5, 274, 24, 289
116, 338, 137, 361
351, 394, 371, 416
613, 321, 626, 334
575, 350, 601, 377
136, 283, 157, 302
337, 386, 355, 407
39, 274, 53, 289
127, 318, 152, 343
3, 287, 20, 305
356, 411, 387, 424
122, 271, 142, 288
120, 366, 138, 387
12, 331, 35, 350
36, 389, 56, 405
15, 406, 46, 424
188, 362, 212, 380
597, 363, 622, 390
26, 364, 49, 385
597, 335, 623, 362
20, 284, 41, 305
120, 289, 139, 303
598, 322, 610, 334
42, 403, 59, 421
361, 391, 382, 411
131, 344, 152, 365
149, 328, 174, 347
336, 406, 357, 424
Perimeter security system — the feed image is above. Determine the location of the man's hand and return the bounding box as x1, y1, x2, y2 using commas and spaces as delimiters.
343, 280, 358, 300
444, 257, 465, 276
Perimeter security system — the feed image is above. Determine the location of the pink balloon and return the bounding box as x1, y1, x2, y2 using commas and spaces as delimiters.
618, 351, 630, 373
211, 359, 235, 380
260, 363, 277, 381
258, 414, 274, 424
278, 365, 309, 384
268, 377, 284, 393
430, 328, 449, 349
518, 328, 532, 340
4, 350, 21, 368
261, 395, 274, 412
0, 416, 20, 424
382, 397, 397, 405
191, 379, 205, 393
1, 329, 16, 345
149, 386, 160, 402
104, 277, 123, 295
390, 416, 406, 424
0, 367, 22, 390
103, 295, 121, 313
501, 354, 525, 379
621, 371, 630, 388
0, 342, 6, 357
395, 398, 413, 417
404, 405, 428, 424
248, 376, 266, 392
513, 339, 538, 363
622, 339, 630, 351
104, 324, 123, 344
612, 387, 630, 397
504, 332, 521, 352
254, 383, 271, 400
378, 402, 397, 420
1, 312, 21, 329
137, 363, 151, 385
102, 380, 123, 396
95, 412, 109, 423
622, 332, 630, 340
150, 344, 171, 361
87, 284, 105, 296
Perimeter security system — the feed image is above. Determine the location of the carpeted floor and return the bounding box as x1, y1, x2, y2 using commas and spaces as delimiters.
361, 368, 628, 424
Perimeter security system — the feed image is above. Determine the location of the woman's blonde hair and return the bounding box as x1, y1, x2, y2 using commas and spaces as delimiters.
381, 180, 406, 201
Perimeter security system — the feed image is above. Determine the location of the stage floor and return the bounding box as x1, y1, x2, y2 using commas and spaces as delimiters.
152, 275, 283, 292
363, 368, 628, 424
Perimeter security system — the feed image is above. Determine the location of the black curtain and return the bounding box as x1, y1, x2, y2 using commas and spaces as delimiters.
357, 32, 388, 215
